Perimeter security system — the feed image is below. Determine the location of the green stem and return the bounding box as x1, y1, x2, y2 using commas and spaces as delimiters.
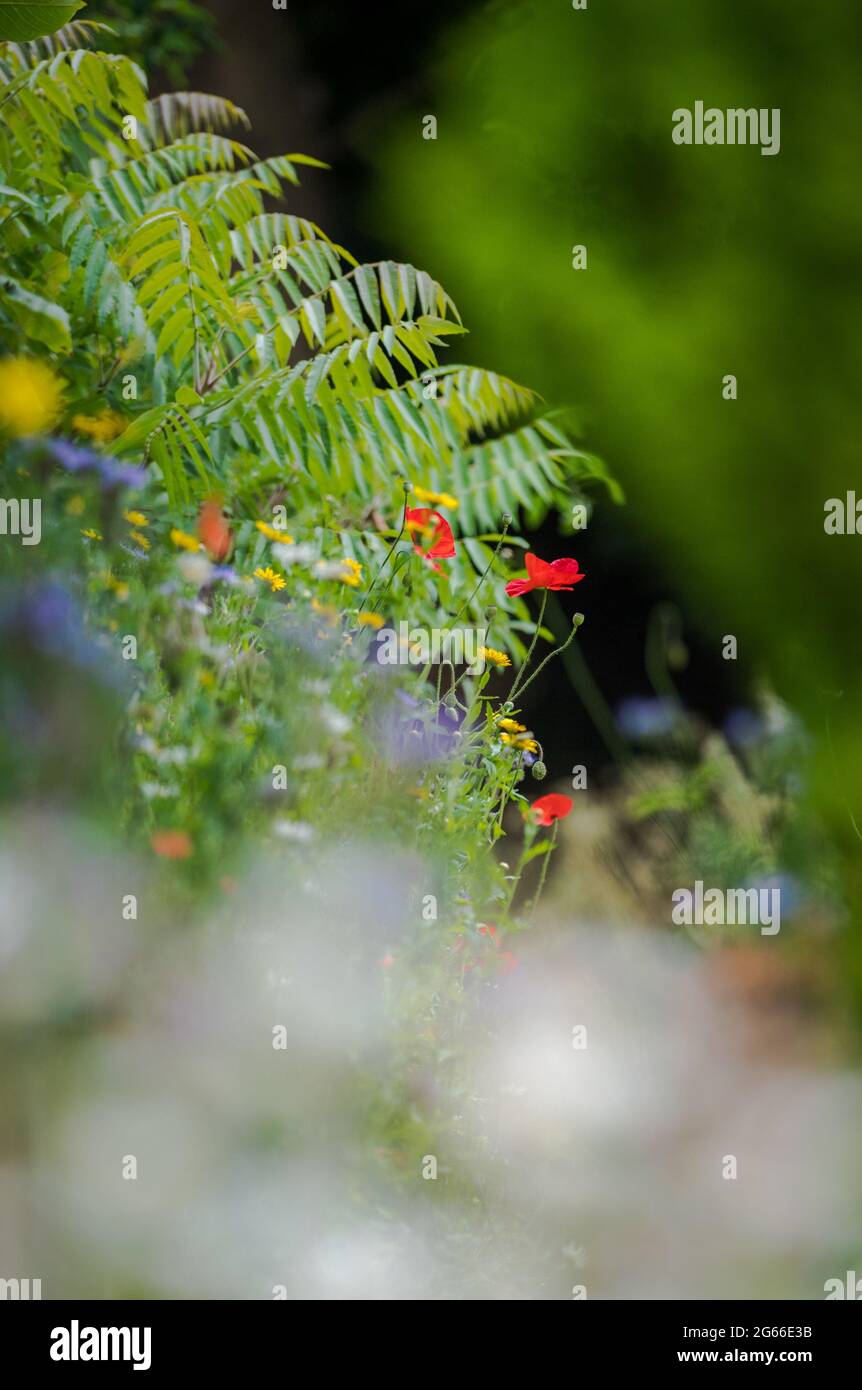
493, 750, 524, 840
515, 612, 585, 700
449, 518, 511, 628
528, 821, 559, 918
509, 589, 548, 700
357, 486, 410, 615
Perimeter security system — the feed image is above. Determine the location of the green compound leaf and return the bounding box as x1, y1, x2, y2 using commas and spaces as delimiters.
0, 2, 85, 43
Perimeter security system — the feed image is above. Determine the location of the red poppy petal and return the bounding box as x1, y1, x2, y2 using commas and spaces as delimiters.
532, 793, 574, 824
505, 578, 533, 597
525, 551, 554, 583
548, 558, 583, 587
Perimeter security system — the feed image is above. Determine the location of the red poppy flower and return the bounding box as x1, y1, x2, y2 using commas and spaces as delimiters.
405, 507, 455, 572
531, 793, 574, 826
505, 552, 584, 597
198, 498, 233, 561
151, 829, 193, 859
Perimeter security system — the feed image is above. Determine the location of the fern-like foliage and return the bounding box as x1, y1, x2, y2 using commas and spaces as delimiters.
0, 29, 615, 641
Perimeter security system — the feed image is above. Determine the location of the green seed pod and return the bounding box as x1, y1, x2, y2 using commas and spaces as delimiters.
531, 760, 547, 780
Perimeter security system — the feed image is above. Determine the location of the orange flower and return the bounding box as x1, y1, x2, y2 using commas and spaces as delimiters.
198, 499, 233, 561
151, 829, 193, 860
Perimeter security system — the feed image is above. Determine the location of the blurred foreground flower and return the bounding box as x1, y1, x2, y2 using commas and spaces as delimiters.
31, 436, 146, 490
151, 830, 193, 860
198, 498, 233, 561
406, 507, 455, 571
0, 356, 63, 436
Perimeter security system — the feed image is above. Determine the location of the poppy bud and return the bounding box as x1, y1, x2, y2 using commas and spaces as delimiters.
444, 690, 457, 708
485, 606, 497, 621
532, 760, 547, 780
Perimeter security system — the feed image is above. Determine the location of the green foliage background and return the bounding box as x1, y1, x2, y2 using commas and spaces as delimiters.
383, 0, 862, 999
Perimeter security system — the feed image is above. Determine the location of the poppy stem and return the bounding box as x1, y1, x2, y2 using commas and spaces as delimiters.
513, 611, 585, 700
356, 484, 410, 615
493, 750, 523, 839
449, 516, 511, 629
528, 820, 559, 918
508, 590, 549, 700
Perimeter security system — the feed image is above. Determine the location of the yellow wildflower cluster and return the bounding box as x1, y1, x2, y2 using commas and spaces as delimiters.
339, 558, 362, 588
72, 409, 126, 444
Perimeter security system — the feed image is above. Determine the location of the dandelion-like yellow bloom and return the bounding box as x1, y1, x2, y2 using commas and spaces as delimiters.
479, 645, 511, 668
356, 611, 384, 629
170, 528, 201, 552
254, 565, 286, 593
72, 409, 126, 444
413, 484, 459, 510
0, 357, 64, 436
500, 731, 538, 753
129, 529, 151, 550
124, 510, 149, 528
497, 717, 526, 732
81, 528, 103, 541
339, 558, 362, 587
255, 520, 294, 544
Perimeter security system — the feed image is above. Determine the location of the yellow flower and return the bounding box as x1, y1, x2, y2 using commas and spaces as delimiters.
340, 558, 362, 588
254, 565, 286, 593
255, 520, 294, 544
66, 495, 85, 517
0, 357, 64, 436
500, 730, 538, 753
81, 528, 103, 541
199, 669, 216, 689
104, 573, 129, 600
497, 717, 526, 732
170, 528, 200, 552
124, 510, 149, 527
72, 409, 126, 443
479, 645, 511, 668
413, 484, 459, 509
129, 529, 151, 550
357, 611, 384, 629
